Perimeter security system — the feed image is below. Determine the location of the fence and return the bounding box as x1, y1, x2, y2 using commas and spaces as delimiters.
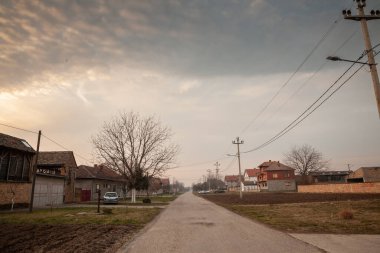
297, 182, 380, 193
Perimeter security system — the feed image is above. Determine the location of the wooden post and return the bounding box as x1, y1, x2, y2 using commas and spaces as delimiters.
29, 130, 41, 213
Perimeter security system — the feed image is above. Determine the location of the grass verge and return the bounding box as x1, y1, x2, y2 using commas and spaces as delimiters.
0, 207, 161, 226
223, 199, 380, 234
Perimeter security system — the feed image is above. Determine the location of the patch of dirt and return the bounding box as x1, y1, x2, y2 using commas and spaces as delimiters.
201, 192, 380, 205
0, 224, 140, 253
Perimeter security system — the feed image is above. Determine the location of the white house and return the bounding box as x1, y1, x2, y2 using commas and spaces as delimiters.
243, 168, 260, 192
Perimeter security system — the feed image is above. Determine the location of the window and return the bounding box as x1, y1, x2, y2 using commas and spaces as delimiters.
8, 156, 18, 178
21, 140, 32, 149
0, 152, 30, 182
272, 173, 278, 179
0, 155, 9, 180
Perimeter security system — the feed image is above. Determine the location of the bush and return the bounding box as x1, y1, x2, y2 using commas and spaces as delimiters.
339, 210, 354, 220
142, 198, 151, 204
102, 208, 113, 214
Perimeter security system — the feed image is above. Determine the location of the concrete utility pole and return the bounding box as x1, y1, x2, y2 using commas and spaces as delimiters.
214, 161, 220, 180
29, 130, 41, 213
207, 169, 212, 191
232, 137, 244, 199
343, 0, 380, 118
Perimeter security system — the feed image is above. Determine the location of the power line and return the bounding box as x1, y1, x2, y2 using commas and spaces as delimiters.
220, 156, 237, 173
242, 48, 379, 154
253, 63, 365, 152
252, 31, 358, 134
0, 122, 38, 134
170, 156, 229, 170
0, 122, 93, 164
240, 17, 341, 135
41, 133, 93, 164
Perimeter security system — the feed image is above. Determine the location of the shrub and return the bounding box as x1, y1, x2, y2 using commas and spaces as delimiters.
339, 210, 354, 220
102, 208, 113, 214
142, 198, 151, 204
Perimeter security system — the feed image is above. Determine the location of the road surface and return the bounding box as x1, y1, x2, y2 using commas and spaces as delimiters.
119, 192, 322, 253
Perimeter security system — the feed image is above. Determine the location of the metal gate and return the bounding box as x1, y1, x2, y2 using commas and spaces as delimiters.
34, 177, 64, 207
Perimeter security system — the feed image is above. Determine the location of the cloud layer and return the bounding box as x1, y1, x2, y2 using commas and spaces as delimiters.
1, 0, 379, 185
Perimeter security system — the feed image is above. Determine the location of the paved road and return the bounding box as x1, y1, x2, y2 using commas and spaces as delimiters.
119, 192, 322, 253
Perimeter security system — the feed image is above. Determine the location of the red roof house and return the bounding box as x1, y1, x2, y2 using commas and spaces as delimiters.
258, 160, 296, 192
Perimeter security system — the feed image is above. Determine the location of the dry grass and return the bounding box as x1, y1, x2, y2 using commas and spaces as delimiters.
223, 200, 380, 234
0, 207, 161, 226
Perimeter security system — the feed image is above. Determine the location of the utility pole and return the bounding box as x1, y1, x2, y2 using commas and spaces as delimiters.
29, 130, 41, 213
214, 161, 220, 180
207, 169, 212, 191
343, 0, 380, 118
232, 137, 244, 199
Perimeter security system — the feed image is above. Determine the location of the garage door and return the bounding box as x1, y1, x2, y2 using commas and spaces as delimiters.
34, 177, 64, 207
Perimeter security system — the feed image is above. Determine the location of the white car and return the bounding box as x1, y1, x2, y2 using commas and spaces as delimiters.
103, 192, 119, 204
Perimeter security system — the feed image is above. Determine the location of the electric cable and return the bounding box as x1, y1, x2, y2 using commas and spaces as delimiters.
242, 46, 379, 154
41, 133, 93, 164
0, 122, 39, 134
240, 17, 341, 135
252, 30, 358, 132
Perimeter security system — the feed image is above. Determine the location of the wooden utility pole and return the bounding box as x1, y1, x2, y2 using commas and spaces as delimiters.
343, 0, 380, 118
29, 130, 41, 213
232, 137, 244, 199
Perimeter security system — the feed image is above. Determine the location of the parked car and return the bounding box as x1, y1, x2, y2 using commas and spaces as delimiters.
103, 192, 119, 204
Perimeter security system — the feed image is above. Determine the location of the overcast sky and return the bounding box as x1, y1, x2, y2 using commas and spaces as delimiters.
1, 0, 380, 186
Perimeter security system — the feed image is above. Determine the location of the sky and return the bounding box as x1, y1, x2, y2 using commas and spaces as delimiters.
1, 0, 380, 187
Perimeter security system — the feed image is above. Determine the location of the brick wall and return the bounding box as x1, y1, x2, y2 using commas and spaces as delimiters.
0, 182, 31, 205
64, 168, 75, 203
298, 182, 380, 193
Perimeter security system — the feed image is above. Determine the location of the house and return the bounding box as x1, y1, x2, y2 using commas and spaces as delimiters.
347, 167, 380, 183
296, 170, 358, 185
0, 133, 35, 208
224, 175, 243, 191
148, 177, 172, 195
75, 164, 125, 201
160, 178, 170, 194
34, 151, 77, 207
309, 171, 350, 184
257, 160, 296, 192
243, 168, 260, 192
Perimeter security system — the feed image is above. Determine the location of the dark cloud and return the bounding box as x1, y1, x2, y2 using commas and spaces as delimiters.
0, 0, 379, 92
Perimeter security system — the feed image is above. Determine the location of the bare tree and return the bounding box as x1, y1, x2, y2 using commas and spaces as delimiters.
283, 144, 328, 175
92, 111, 179, 202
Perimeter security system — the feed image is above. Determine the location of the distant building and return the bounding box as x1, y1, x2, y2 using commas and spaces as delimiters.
258, 160, 296, 192
0, 133, 35, 208
76, 164, 125, 201
160, 178, 170, 194
243, 168, 260, 192
224, 175, 243, 191
149, 177, 171, 195
347, 167, 380, 183
309, 171, 350, 184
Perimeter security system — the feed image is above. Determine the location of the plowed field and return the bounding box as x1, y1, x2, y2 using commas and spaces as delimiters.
0, 224, 138, 253
201, 192, 380, 205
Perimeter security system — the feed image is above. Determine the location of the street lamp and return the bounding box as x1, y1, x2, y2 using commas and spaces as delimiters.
326, 56, 376, 66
